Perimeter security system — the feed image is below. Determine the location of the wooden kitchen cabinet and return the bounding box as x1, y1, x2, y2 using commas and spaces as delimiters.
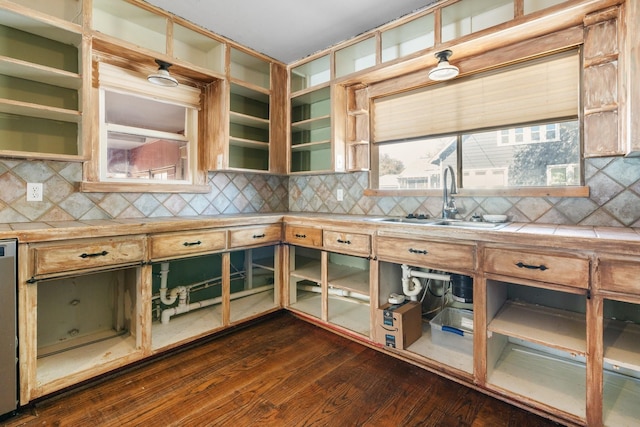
286, 224, 374, 337
149, 229, 227, 261
29, 235, 146, 278
483, 245, 591, 424
376, 234, 476, 377
0, 0, 84, 160
20, 237, 147, 402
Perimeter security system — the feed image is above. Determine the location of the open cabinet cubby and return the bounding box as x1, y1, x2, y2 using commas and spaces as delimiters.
378, 261, 474, 375
288, 246, 371, 336
151, 253, 224, 351
290, 86, 332, 173
229, 83, 270, 171
229, 245, 278, 324
486, 279, 588, 420
36, 267, 141, 391
602, 298, 640, 427
0, 6, 82, 158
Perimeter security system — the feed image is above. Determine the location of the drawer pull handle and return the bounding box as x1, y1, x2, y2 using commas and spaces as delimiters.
337, 239, 351, 245
79, 250, 108, 259
183, 241, 202, 247
295, 233, 307, 239
253, 234, 266, 239
515, 262, 548, 271
408, 248, 428, 255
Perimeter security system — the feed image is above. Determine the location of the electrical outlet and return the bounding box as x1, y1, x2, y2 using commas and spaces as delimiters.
337, 188, 344, 202
26, 183, 43, 202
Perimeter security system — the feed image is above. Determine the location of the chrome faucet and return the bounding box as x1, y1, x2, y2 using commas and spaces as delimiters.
442, 165, 458, 219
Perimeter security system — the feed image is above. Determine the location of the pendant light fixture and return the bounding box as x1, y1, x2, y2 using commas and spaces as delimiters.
428, 50, 459, 81
147, 59, 178, 87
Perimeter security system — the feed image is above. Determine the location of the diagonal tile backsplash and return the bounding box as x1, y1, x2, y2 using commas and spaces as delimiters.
0, 157, 639, 226
0, 159, 288, 223
289, 157, 640, 227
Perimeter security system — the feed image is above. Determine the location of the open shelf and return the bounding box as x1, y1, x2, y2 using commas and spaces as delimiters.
406, 321, 474, 374
328, 296, 370, 336
0, 55, 80, 88
603, 370, 640, 427
488, 340, 586, 419
230, 288, 277, 323
0, 7, 81, 46
37, 335, 140, 390
0, 99, 80, 123
290, 256, 322, 282
152, 304, 223, 351
488, 300, 587, 355
328, 265, 369, 296
290, 54, 330, 92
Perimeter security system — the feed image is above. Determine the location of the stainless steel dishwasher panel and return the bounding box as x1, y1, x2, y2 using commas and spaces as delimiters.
0, 240, 17, 417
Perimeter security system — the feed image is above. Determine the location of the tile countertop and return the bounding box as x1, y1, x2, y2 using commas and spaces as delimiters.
1, 213, 640, 254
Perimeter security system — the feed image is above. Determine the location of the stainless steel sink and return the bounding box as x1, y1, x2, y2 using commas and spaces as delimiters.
369, 217, 508, 229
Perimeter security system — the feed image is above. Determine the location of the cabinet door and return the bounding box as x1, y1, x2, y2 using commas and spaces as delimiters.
31, 236, 145, 278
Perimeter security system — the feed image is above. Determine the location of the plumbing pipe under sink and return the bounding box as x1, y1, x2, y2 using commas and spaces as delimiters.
402, 264, 451, 301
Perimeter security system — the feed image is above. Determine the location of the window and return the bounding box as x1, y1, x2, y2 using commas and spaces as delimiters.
94, 62, 202, 188
371, 50, 581, 192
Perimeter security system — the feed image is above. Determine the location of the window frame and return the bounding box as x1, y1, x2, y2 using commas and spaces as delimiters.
366, 48, 589, 199
81, 60, 210, 193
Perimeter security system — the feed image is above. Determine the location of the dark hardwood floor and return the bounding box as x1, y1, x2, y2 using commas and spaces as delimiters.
4, 312, 562, 427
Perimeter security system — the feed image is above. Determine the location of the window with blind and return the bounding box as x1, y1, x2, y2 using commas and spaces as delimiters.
371, 49, 581, 191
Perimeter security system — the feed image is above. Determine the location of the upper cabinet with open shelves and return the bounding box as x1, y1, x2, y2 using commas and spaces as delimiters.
0, 0, 84, 160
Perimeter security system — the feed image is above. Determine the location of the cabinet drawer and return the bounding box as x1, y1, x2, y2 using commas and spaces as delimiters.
598, 257, 640, 293
484, 247, 589, 288
284, 225, 322, 248
376, 236, 475, 271
229, 224, 282, 248
323, 230, 371, 256
149, 229, 226, 260
31, 236, 145, 277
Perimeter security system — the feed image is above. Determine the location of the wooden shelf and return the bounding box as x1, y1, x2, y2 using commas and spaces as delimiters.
603, 370, 640, 427
253, 257, 275, 271
327, 297, 370, 336
290, 140, 331, 151
230, 288, 277, 323
0, 55, 81, 88
229, 111, 269, 129
604, 318, 640, 371
488, 341, 586, 419
0, 98, 81, 123
0, 6, 82, 45
290, 257, 322, 282
152, 304, 223, 352
229, 137, 269, 150
406, 322, 474, 374
328, 265, 369, 296
488, 300, 587, 355
291, 115, 331, 131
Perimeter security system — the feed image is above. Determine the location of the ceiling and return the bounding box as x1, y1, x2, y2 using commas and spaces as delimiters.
144, 0, 433, 64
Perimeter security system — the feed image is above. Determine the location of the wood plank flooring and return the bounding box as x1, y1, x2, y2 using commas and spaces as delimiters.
3, 312, 562, 427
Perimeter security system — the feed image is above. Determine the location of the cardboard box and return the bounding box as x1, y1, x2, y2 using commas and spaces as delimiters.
375, 301, 422, 349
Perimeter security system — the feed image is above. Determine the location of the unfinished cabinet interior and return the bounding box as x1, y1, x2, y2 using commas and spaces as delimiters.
289, 55, 335, 173
376, 235, 476, 376
227, 224, 282, 323
0, 0, 83, 159
597, 255, 640, 426
484, 246, 591, 423
227, 48, 271, 171
286, 225, 372, 337
21, 236, 147, 401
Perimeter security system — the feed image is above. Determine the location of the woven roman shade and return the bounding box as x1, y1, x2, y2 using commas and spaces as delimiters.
373, 49, 579, 143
